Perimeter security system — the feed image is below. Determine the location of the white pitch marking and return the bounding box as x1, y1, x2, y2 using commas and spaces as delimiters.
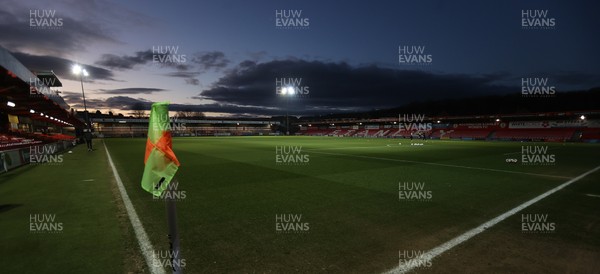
309, 150, 571, 179
586, 194, 600, 198
383, 164, 600, 274
311, 146, 387, 150
104, 142, 166, 274
81, 179, 95, 182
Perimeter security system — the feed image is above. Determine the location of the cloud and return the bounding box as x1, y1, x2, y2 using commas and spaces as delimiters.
546, 71, 600, 88
94, 51, 151, 70
11, 51, 116, 81
246, 51, 268, 62
95, 48, 201, 85
0, 8, 118, 56
103, 96, 153, 110
191, 51, 230, 71
95, 49, 191, 71
98, 88, 167, 94
163, 71, 201, 86
477, 71, 600, 91
61, 92, 151, 111
195, 59, 520, 114
60, 91, 110, 110
95, 50, 231, 85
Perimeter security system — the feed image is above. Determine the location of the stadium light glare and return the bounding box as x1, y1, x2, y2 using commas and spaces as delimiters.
580, 115, 586, 120
280, 86, 296, 95
7, 101, 15, 107
495, 118, 501, 122
72, 64, 89, 76
436, 120, 441, 123
40, 113, 44, 116
30, 109, 35, 113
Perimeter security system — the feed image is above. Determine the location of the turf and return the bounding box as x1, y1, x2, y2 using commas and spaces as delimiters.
99, 136, 600, 273
0, 140, 142, 273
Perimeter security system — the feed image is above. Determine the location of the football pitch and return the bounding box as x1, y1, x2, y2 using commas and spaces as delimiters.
2, 136, 600, 273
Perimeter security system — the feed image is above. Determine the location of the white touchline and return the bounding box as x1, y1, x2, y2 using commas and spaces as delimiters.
309, 150, 571, 179
383, 164, 600, 274
104, 142, 166, 274
586, 194, 600, 198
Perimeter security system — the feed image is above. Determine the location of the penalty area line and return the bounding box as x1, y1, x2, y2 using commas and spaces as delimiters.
382, 164, 600, 274
104, 142, 166, 274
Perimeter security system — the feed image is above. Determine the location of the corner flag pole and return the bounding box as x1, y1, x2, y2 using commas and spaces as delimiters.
141, 102, 184, 274
166, 179, 183, 274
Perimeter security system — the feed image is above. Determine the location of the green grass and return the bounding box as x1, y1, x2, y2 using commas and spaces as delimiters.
101, 137, 600, 273
2, 137, 599, 273
0, 140, 142, 273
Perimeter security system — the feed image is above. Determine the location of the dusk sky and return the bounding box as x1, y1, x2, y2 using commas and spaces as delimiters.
2, 0, 599, 117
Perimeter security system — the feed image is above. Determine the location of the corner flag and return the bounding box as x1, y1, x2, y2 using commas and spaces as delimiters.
141, 102, 180, 196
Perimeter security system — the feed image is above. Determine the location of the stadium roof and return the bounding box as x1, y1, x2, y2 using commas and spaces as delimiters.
0, 46, 84, 127
34, 71, 63, 87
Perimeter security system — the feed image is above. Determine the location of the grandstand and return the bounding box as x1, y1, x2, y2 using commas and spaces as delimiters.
0, 47, 78, 172
88, 115, 279, 138
86, 108, 600, 143
296, 111, 600, 143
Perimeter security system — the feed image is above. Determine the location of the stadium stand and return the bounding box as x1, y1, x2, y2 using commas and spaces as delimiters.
302, 128, 331, 136
1, 46, 79, 172
0, 133, 42, 149
491, 128, 575, 141
297, 112, 600, 143
580, 128, 600, 142
434, 129, 493, 140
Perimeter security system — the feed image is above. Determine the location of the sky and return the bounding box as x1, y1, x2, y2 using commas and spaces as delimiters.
1, 0, 599, 117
